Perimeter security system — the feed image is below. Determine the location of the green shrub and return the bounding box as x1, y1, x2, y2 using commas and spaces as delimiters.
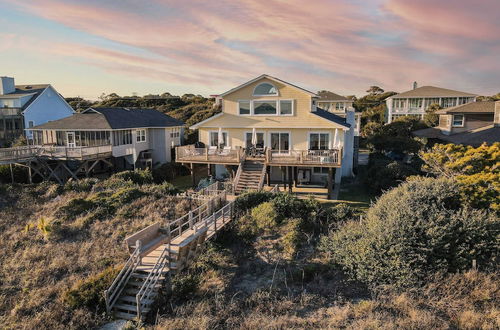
271, 193, 319, 223
234, 191, 274, 216
281, 218, 303, 257
63, 266, 119, 311
320, 177, 499, 288
146, 182, 180, 196
321, 203, 355, 230
64, 178, 98, 193
111, 169, 153, 185
109, 187, 145, 206
251, 202, 279, 231
365, 153, 419, 193
171, 273, 200, 299
235, 214, 259, 239
57, 198, 96, 220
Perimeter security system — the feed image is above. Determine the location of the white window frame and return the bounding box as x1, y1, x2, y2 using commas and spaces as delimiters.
269, 131, 291, 155
308, 132, 331, 150
452, 114, 464, 127
279, 99, 294, 116
335, 102, 345, 111
244, 131, 266, 148
28, 120, 35, 128
136, 129, 147, 143
253, 82, 278, 96
209, 131, 229, 147
238, 100, 251, 116
252, 100, 278, 116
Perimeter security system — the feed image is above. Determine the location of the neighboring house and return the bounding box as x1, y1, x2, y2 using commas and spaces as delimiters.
386, 82, 477, 123
176, 74, 356, 199
317, 90, 360, 135
412, 101, 500, 146
28, 107, 184, 169
0, 76, 74, 146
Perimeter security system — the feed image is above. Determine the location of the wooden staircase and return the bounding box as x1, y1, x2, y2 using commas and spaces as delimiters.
105, 190, 234, 321
234, 160, 266, 194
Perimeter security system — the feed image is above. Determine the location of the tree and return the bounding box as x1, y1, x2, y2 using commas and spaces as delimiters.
366, 86, 385, 95
366, 116, 427, 153
320, 177, 499, 288
420, 143, 500, 212
423, 103, 441, 127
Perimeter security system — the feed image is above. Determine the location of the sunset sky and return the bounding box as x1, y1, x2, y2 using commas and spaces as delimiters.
1, 0, 499, 99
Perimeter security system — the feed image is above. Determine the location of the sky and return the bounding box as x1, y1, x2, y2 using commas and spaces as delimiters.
1, 0, 499, 99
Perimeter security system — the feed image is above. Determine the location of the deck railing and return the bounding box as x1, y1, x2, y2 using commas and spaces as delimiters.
176, 145, 243, 163
176, 145, 342, 166
0, 145, 113, 162
0, 146, 40, 162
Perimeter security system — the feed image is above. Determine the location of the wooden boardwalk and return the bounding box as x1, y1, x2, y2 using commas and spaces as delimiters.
104, 187, 234, 320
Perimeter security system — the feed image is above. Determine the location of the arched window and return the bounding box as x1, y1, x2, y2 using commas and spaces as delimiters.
253, 83, 278, 96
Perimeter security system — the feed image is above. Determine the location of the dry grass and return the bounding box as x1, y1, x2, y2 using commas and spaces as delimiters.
0, 181, 192, 329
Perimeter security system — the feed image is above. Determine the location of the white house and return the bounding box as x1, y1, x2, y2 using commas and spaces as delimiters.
385, 83, 477, 123
0, 76, 74, 145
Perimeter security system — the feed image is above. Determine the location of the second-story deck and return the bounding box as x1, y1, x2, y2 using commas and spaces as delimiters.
0, 145, 113, 164
176, 145, 342, 167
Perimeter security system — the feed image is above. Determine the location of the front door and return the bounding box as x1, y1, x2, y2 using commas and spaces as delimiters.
67, 132, 76, 148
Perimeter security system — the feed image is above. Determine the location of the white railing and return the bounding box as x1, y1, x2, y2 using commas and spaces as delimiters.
266, 148, 342, 166
176, 145, 243, 163
0, 145, 113, 162
0, 146, 40, 162
104, 242, 142, 313
270, 184, 280, 193
233, 163, 243, 192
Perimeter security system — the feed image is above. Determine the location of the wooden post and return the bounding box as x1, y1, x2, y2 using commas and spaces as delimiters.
294, 167, 298, 187
288, 167, 293, 193
9, 163, 14, 184
266, 166, 270, 186
190, 163, 195, 188
28, 161, 33, 184
207, 164, 211, 177
327, 168, 334, 200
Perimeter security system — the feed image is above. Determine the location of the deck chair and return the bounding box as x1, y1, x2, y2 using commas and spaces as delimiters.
220, 146, 231, 156
208, 146, 217, 155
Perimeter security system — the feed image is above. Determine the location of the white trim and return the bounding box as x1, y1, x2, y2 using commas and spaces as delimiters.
238, 99, 251, 116
268, 131, 291, 154
252, 99, 278, 116
308, 131, 331, 150
243, 130, 266, 148
253, 82, 279, 97
189, 112, 224, 129
452, 114, 465, 127
218, 74, 317, 97
28, 125, 184, 131
22, 85, 75, 115
136, 129, 147, 143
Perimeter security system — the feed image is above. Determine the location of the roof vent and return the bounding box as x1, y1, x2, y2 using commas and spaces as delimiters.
413, 81, 418, 90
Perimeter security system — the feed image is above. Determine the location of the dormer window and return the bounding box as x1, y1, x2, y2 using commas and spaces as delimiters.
253, 83, 278, 96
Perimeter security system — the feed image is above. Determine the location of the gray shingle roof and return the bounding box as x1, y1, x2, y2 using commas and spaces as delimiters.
313, 108, 350, 128
31, 107, 184, 130
317, 90, 350, 101
393, 86, 477, 98
413, 125, 500, 146
435, 101, 495, 114
0, 84, 50, 110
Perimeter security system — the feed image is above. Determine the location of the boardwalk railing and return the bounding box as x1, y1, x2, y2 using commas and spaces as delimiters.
104, 189, 230, 314
176, 145, 244, 163
104, 242, 142, 312
0, 145, 113, 163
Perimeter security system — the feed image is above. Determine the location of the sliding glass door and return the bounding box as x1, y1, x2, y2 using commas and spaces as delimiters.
270, 132, 290, 153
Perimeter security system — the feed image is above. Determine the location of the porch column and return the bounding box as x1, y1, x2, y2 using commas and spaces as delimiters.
207, 164, 211, 177
288, 167, 293, 193
327, 168, 334, 200
293, 167, 298, 187
266, 166, 270, 186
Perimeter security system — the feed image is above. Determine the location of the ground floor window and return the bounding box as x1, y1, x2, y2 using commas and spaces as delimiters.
270, 132, 289, 152
209, 131, 227, 147
309, 133, 329, 150
136, 129, 147, 143
245, 132, 264, 148
313, 167, 329, 174
452, 114, 464, 127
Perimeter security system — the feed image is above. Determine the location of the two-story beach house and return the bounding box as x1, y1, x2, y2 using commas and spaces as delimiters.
176, 74, 356, 199
412, 101, 500, 146
386, 83, 477, 123
0, 76, 74, 146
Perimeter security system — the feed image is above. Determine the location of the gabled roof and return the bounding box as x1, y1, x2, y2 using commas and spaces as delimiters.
317, 90, 351, 101
391, 86, 477, 98
313, 108, 350, 128
31, 107, 184, 130
435, 101, 495, 114
218, 74, 317, 98
0, 84, 50, 110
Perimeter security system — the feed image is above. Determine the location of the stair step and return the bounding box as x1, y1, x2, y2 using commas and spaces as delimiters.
132, 273, 166, 280
115, 303, 151, 314
119, 295, 155, 305
114, 311, 138, 320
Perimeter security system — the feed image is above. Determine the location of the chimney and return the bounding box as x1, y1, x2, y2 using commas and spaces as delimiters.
0, 77, 15, 95
495, 101, 500, 127
413, 81, 418, 90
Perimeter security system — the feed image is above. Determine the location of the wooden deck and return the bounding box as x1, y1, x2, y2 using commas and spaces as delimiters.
176, 145, 342, 167
0, 145, 112, 164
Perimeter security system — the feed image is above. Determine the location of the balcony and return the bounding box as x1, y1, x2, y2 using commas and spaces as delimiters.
176, 145, 342, 167
0, 145, 113, 164
0, 108, 22, 116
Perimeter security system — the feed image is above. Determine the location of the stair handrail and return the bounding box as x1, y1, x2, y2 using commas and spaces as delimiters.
233, 162, 243, 193
135, 231, 171, 316
257, 164, 266, 190
104, 240, 142, 312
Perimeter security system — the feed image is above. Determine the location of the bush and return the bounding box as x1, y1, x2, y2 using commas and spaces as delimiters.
57, 198, 96, 220
320, 177, 499, 288
251, 202, 279, 231
271, 193, 318, 223
64, 178, 98, 193
0, 164, 29, 183
110, 169, 153, 185
63, 266, 119, 311
146, 182, 180, 196
321, 203, 355, 230
109, 187, 145, 206
365, 153, 419, 193
281, 218, 303, 257
152, 162, 190, 184
234, 191, 274, 216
